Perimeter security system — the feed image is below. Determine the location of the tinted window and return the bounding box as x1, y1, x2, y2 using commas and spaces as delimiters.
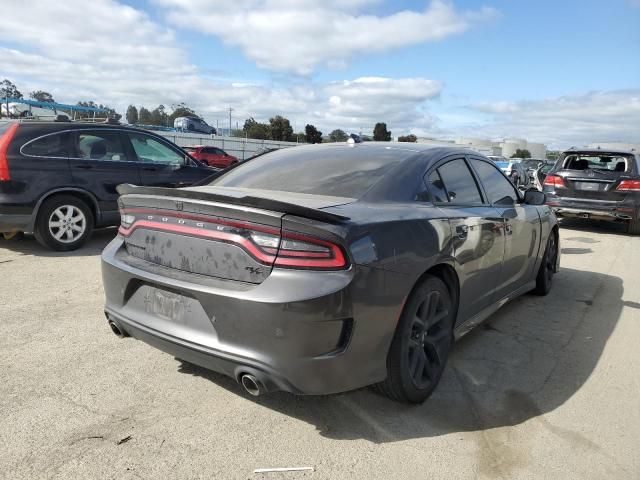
22, 132, 70, 157
129, 133, 184, 165
434, 159, 483, 204
427, 170, 448, 202
473, 160, 518, 205
211, 146, 405, 198
76, 131, 125, 161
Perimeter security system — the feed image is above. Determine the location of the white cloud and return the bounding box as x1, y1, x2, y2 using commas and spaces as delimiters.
462, 90, 640, 148
155, 0, 499, 74
0, 0, 442, 134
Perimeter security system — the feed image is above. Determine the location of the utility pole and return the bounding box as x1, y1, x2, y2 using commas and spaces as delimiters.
228, 107, 233, 137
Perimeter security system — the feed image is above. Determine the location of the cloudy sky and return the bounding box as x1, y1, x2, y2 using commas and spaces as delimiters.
0, 0, 638, 148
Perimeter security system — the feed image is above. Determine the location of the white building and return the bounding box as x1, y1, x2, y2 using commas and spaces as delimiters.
587, 142, 639, 153
415, 136, 547, 158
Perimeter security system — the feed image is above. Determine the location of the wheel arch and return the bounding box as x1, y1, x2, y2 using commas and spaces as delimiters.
411, 262, 461, 325
28, 188, 101, 233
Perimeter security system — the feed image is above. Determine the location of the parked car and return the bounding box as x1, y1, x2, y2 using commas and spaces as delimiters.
521, 159, 554, 183
102, 143, 559, 403
174, 116, 216, 135
533, 162, 555, 191
183, 145, 238, 168
493, 159, 531, 188
544, 149, 640, 234
0, 120, 218, 250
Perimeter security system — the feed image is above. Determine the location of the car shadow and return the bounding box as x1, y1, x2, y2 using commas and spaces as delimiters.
177, 266, 623, 444
559, 217, 629, 236
0, 228, 117, 258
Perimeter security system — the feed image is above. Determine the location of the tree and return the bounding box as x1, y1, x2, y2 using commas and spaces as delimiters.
397, 134, 417, 143
294, 132, 306, 143
243, 117, 270, 140
511, 149, 532, 159
304, 124, 322, 144
0, 79, 22, 100
168, 103, 198, 127
126, 105, 138, 124
373, 122, 392, 141
138, 107, 152, 124
328, 129, 348, 142
269, 115, 294, 141
30, 90, 55, 103
150, 105, 168, 126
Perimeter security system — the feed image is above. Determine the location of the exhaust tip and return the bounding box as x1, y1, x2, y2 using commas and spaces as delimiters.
240, 374, 264, 397
108, 320, 125, 338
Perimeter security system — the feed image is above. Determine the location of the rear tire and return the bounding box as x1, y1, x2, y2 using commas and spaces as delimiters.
374, 275, 455, 403
534, 230, 557, 296
627, 217, 640, 235
34, 195, 94, 251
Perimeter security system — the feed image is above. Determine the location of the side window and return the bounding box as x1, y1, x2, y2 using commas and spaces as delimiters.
129, 133, 184, 165
427, 170, 449, 202
202, 147, 216, 154
75, 131, 126, 161
21, 132, 70, 158
432, 158, 483, 204
473, 160, 519, 206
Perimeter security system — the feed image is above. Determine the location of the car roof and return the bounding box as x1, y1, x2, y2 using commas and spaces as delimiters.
290, 141, 479, 160
12, 120, 163, 136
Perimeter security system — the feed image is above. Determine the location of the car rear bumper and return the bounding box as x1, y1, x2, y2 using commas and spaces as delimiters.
0, 212, 33, 233
546, 197, 638, 222
101, 236, 404, 395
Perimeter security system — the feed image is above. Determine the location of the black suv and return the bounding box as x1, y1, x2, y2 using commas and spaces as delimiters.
0, 120, 218, 250
543, 149, 640, 234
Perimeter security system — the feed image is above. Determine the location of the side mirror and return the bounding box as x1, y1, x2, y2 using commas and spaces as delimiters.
524, 189, 545, 205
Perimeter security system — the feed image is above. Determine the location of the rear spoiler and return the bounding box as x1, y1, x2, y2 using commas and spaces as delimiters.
116, 184, 350, 224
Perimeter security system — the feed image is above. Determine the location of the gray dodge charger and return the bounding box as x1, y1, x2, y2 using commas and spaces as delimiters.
101, 143, 559, 403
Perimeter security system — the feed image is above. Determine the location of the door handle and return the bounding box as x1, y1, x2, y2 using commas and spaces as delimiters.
74, 164, 93, 170
142, 166, 158, 171
455, 224, 469, 239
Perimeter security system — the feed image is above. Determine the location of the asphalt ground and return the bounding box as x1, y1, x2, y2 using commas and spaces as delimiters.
1, 218, 638, 479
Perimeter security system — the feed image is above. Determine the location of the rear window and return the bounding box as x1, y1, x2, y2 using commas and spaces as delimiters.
0, 121, 15, 135
210, 146, 406, 198
21, 132, 70, 157
563, 154, 632, 172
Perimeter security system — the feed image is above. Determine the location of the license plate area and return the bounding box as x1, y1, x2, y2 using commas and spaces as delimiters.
573, 181, 607, 191
144, 288, 193, 322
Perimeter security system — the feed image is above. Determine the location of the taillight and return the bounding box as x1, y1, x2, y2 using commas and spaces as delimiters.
118, 209, 348, 271
544, 174, 565, 188
0, 123, 19, 181
616, 180, 640, 192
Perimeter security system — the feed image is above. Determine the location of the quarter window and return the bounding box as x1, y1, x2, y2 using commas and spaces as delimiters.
129, 133, 184, 165
430, 158, 483, 204
21, 132, 70, 158
473, 160, 519, 205
76, 131, 126, 161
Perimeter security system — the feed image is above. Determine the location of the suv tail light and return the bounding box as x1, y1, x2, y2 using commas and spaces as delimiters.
543, 174, 565, 188
616, 180, 640, 192
0, 123, 19, 181
118, 209, 348, 271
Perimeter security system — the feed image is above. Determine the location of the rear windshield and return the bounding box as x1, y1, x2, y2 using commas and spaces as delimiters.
209, 146, 406, 198
562, 154, 633, 172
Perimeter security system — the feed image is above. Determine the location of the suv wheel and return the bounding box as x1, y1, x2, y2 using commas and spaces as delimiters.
35, 195, 94, 251
374, 275, 455, 403
628, 217, 640, 235
534, 230, 557, 295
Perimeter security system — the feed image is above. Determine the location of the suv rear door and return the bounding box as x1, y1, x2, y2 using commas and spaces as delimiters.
69, 129, 141, 224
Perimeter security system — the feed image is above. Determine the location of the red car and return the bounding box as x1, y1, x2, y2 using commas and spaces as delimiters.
184, 145, 238, 168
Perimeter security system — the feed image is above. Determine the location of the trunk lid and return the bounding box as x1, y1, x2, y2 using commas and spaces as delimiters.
117, 185, 352, 284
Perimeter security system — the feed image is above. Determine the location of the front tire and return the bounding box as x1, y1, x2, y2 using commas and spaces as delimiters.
534, 230, 557, 295
375, 275, 455, 403
34, 195, 94, 251
627, 217, 640, 235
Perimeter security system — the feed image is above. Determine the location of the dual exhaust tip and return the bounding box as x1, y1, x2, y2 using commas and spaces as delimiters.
106, 317, 267, 397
